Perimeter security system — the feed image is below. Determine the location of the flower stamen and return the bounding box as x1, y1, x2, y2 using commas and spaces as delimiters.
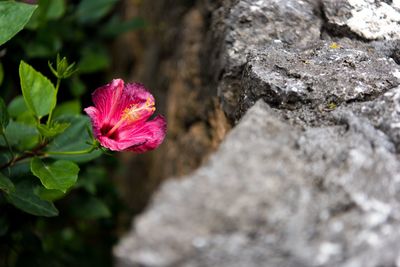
105, 97, 155, 138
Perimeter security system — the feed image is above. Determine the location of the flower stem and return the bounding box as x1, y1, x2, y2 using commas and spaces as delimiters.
46, 78, 61, 126
46, 146, 96, 155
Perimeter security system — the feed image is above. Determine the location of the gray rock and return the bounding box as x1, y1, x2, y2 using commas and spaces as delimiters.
114, 101, 400, 267
236, 41, 400, 119
208, 0, 322, 116
322, 0, 400, 40
346, 85, 400, 150
115, 0, 400, 266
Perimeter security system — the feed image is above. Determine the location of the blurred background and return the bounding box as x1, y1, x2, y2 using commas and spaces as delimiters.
0, 0, 230, 266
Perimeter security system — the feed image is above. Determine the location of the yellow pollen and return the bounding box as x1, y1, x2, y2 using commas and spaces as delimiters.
124, 97, 155, 121
105, 98, 155, 137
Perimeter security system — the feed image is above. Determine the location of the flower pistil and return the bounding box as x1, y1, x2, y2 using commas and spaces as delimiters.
105, 97, 155, 138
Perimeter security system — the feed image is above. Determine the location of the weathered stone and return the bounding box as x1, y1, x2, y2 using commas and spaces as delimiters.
322, 0, 400, 40
115, 0, 400, 266
208, 0, 322, 116
115, 101, 400, 267
346, 85, 400, 151
236, 41, 400, 119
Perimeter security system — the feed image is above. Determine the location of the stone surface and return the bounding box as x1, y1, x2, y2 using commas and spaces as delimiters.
237, 41, 400, 119
115, 101, 400, 267
115, 0, 400, 266
323, 0, 400, 40
207, 0, 322, 116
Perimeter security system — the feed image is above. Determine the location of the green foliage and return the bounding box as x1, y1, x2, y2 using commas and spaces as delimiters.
46, 115, 102, 162
0, 0, 143, 266
37, 122, 70, 138
19, 61, 56, 118
27, 0, 65, 29
0, 173, 14, 193
53, 101, 81, 119
7, 96, 28, 117
71, 196, 111, 220
31, 158, 79, 193
2, 120, 39, 150
78, 44, 110, 73
76, 0, 119, 24
48, 54, 78, 79
35, 187, 65, 201
5, 181, 59, 217
0, 1, 37, 46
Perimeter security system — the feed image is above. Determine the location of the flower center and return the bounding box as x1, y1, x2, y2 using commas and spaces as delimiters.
105, 97, 155, 138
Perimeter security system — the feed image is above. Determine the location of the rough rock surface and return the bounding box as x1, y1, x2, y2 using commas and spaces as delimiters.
115, 0, 400, 266
237, 41, 400, 119
115, 101, 400, 267
323, 0, 400, 40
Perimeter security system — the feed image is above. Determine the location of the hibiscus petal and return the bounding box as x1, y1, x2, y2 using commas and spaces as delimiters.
120, 83, 156, 124
98, 115, 166, 152
92, 79, 124, 124
84, 106, 102, 137
124, 115, 167, 153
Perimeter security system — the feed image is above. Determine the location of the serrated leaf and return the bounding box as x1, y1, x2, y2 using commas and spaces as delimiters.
6, 181, 59, 217
0, 1, 37, 46
31, 158, 79, 193
0, 173, 14, 193
37, 122, 70, 138
19, 61, 56, 118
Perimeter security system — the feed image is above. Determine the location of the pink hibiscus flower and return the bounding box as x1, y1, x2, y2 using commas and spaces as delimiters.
84, 79, 166, 153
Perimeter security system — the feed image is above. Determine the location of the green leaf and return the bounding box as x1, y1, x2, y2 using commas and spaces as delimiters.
76, 166, 107, 194
77, 0, 118, 24
0, 120, 39, 150
31, 158, 79, 193
0, 97, 9, 131
0, 172, 14, 193
26, 0, 65, 29
72, 197, 111, 220
53, 100, 81, 119
78, 44, 110, 73
47, 115, 102, 162
46, 0, 65, 20
6, 181, 59, 217
0, 1, 37, 46
34, 186, 65, 201
7, 96, 28, 118
37, 122, 70, 138
19, 60, 56, 118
